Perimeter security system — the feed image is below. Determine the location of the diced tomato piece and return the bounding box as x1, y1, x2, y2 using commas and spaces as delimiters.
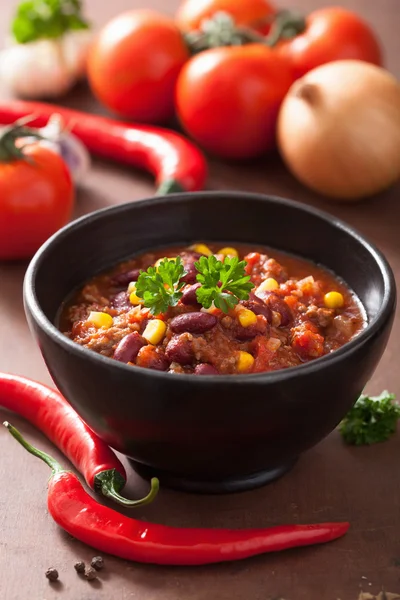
284, 295, 298, 310
244, 252, 261, 274
251, 335, 275, 372
292, 325, 324, 359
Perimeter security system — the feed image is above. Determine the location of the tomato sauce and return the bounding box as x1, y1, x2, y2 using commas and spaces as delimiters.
60, 243, 366, 375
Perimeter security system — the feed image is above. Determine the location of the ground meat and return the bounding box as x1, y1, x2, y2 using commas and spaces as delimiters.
262, 258, 288, 282
191, 327, 239, 374
81, 284, 109, 306
305, 305, 335, 328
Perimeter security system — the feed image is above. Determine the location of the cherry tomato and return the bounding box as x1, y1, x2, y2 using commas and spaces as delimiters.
87, 10, 190, 124
175, 45, 294, 159
276, 7, 383, 80
176, 0, 275, 32
0, 143, 74, 260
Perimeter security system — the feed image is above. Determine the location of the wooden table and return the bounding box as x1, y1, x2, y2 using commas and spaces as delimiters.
1, 1, 399, 599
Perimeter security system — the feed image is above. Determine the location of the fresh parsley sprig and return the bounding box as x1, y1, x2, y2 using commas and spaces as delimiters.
195, 255, 254, 313
339, 391, 400, 445
135, 258, 186, 316
12, 0, 90, 45
134, 254, 254, 316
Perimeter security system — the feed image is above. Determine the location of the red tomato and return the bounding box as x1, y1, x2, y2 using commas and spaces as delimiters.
176, 0, 275, 31
276, 7, 383, 80
87, 10, 190, 124
0, 144, 74, 260
175, 45, 294, 159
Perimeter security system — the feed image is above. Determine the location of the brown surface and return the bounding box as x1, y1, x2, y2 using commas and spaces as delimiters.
0, 0, 399, 598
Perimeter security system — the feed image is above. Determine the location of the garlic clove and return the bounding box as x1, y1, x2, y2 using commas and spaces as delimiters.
0, 40, 76, 99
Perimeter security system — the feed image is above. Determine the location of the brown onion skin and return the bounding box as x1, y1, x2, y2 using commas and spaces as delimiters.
277, 60, 400, 201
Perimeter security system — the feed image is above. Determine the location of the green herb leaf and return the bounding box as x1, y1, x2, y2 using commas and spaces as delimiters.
135, 258, 186, 316
12, 0, 89, 44
195, 255, 254, 313
339, 391, 400, 445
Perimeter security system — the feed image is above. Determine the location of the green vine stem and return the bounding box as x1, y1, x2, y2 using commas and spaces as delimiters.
264, 10, 307, 47
184, 10, 307, 55
0, 123, 43, 162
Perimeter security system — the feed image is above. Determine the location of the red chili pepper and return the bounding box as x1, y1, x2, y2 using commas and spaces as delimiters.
0, 373, 158, 507
0, 101, 207, 195
5, 422, 350, 566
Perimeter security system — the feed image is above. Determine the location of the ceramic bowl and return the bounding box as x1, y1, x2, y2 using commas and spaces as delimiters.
23, 192, 396, 493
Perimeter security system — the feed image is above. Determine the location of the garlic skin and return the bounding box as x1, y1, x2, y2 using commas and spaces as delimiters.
0, 30, 93, 99
21, 115, 91, 185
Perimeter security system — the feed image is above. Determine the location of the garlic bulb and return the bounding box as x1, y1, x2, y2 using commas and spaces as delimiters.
0, 30, 92, 99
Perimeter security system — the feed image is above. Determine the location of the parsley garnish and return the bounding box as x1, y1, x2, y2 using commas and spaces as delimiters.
12, 0, 89, 44
135, 258, 186, 316
339, 391, 400, 445
195, 255, 254, 313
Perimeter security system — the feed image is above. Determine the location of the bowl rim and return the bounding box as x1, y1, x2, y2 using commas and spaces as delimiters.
24, 191, 397, 384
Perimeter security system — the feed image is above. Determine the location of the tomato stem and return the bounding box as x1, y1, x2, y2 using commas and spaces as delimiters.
264, 10, 307, 47
0, 124, 42, 162
184, 11, 266, 55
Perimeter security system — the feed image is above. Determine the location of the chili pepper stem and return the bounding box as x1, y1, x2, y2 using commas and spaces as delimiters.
4, 421, 160, 507
95, 469, 160, 508
156, 178, 186, 195
3, 421, 63, 474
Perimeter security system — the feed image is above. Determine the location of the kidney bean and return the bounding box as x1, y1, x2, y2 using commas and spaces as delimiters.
113, 332, 146, 363
110, 291, 131, 312
194, 363, 219, 375
180, 283, 202, 307
180, 252, 202, 284
243, 296, 272, 321
165, 334, 194, 365
111, 268, 141, 286
235, 324, 260, 341
235, 315, 268, 341
265, 293, 293, 326
170, 312, 217, 334
136, 345, 169, 371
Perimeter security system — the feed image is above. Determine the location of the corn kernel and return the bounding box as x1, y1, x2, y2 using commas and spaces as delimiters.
87, 311, 113, 329
257, 278, 279, 293
190, 243, 212, 256
237, 308, 257, 327
218, 246, 238, 258
154, 257, 177, 271
324, 291, 344, 309
142, 319, 166, 345
129, 286, 143, 306
236, 351, 255, 373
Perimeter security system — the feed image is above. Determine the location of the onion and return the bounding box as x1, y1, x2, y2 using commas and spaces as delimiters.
277, 60, 400, 201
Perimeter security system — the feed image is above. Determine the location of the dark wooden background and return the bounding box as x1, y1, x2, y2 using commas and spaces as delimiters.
0, 1, 399, 599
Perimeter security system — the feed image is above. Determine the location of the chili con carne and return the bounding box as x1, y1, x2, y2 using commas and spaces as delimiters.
0, 101, 207, 195
61, 243, 366, 375
0, 373, 158, 507
5, 422, 350, 566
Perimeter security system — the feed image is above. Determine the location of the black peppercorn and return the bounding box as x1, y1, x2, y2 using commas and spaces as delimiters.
84, 566, 97, 581
91, 556, 104, 571
74, 561, 85, 574
45, 568, 59, 582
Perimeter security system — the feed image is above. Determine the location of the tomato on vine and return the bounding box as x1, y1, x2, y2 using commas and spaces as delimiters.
176, 44, 294, 159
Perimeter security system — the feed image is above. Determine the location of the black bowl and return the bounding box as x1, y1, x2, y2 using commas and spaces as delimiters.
23, 192, 396, 494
